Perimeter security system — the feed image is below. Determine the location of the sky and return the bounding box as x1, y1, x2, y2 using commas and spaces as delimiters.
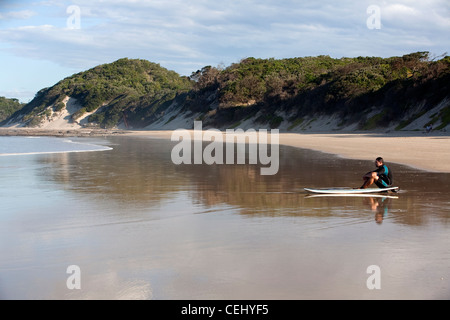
0, 0, 449, 103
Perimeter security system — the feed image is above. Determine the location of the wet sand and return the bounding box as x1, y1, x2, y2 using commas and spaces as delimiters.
1, 136, 449, 299
1, 127, 449, 172
128, 130, 450, 173
278, 132, 450, 173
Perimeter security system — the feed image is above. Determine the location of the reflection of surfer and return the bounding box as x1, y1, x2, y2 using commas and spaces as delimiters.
364, 197, 390, 223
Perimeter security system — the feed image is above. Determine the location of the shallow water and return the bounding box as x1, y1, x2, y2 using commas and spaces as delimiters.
0, 135, 449, 299
0, 136, 112, 155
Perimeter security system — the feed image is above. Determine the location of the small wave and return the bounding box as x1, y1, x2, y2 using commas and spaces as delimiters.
0, 136, 112, 156
0, 148, 113, 157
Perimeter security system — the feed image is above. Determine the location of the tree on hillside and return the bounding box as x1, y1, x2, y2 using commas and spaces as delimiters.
0, 97, 25, 122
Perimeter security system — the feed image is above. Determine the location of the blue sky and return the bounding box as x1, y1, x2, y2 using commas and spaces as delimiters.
1, 0, 449, 102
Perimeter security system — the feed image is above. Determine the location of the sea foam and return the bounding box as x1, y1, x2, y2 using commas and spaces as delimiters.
0, 136, 112, 156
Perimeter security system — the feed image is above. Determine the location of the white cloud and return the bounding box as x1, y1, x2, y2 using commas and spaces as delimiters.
381, 0, 450, 30
383, 3, 419, 17
0, 9, 37, 20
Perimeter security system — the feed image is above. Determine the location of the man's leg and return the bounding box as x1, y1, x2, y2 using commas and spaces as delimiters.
360, 177, 373, 189
361, 172, 378, 189
375, 177, 389, 189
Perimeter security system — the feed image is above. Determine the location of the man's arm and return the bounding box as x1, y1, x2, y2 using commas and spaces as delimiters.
374, 166, 387, 176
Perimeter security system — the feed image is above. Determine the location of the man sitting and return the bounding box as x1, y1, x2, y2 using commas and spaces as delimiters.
360, 157, 393, 189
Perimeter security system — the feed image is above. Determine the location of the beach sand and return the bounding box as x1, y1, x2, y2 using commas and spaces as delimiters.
1, 127, 449, 173
129, 130, 450, 173
278, 132, 450, 173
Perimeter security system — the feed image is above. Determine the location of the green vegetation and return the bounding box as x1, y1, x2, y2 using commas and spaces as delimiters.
188, 52, 450, 130
217, 56, 352, 106
54, 101, 65, 112
256, 113, 284, 128
362, 111, 387, 130
434, 105, 450, 130
0, 97, 25, 122
287, 118, 304, 131
7, 58, 193, 128
3, 52, 450, 130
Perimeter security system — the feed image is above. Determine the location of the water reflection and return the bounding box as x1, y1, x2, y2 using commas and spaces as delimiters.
37, 136, 450, 226
365, 196, 393, 224
2, 135, 450, 299
304, 194, 397, 224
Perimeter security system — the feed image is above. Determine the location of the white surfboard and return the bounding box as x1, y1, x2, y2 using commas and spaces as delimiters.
305, 194, 399, 199
304, 187, 399, 194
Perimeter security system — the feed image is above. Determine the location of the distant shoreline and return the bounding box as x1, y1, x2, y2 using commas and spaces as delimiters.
0, 127, 127, 137
1, 127, 449, 173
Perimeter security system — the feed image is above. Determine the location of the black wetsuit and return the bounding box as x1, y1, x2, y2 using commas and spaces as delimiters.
373, 164, 393, 188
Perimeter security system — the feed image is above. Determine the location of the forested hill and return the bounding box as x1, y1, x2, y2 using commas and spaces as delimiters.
0, 97, 25, 122
2, 52, 450, 132
2, 58, 193, 128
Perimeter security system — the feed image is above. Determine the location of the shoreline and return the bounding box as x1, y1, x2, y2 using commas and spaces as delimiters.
128, 129, 450, 173
278, 133, 450, 173
1, 127, 449, 173
0, 128, 127, 137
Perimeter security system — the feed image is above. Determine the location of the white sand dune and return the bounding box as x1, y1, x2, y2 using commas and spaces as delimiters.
39, 97, 101, 130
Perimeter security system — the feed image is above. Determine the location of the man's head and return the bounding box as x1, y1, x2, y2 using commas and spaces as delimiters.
375, 157, 384, 167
